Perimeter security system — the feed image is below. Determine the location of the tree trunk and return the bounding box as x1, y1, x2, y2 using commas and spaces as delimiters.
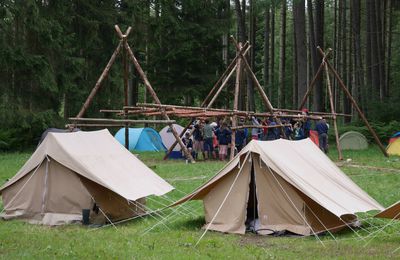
278, 0, 287, 108
247, 0, 255, 111
385, 0, 393, 96
234, 0, 246, 43
351, 0, 364, 120
365, 0, 372, 112
234, 0, 247, 110
367, 0, 381, 100
307, 0, 319, 110
313, 0, 324, 112
263, 4, 270, 95
292, 16, 298, 109
293, 0, 307, 108
333, 0, 338, 106
375, 0, 385, 100
269, 3, 275, 101
342, 0, 351, 120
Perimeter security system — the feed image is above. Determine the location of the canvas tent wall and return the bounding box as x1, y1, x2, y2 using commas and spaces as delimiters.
387, 138, 400, 156
339, 131, 368, 150
159, 124, 185, 159
0, 130, 173, 225
174, 139, 383, 236
375, 201, 400, 220
115, 128, 166, 152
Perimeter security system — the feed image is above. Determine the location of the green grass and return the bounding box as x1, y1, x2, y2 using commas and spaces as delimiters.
0, 147, 400, 259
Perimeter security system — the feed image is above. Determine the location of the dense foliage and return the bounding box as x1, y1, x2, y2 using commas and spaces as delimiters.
0, 0, 399, 149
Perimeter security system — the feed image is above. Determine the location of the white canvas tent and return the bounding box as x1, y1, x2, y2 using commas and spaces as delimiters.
159, 124, 185, 158
0, 129, 174, 225
174, 139, 383, 236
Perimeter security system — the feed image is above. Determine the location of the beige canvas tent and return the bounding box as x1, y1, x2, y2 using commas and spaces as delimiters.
375, 201, 400, 220
174, 139, 383, 236
0, 129, 173, 225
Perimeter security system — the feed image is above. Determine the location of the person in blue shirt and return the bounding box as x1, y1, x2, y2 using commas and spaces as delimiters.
215, 122, 232, 161
315, 119, 329, 153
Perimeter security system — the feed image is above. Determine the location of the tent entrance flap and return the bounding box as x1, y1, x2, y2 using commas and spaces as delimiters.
245, 162, 259, 232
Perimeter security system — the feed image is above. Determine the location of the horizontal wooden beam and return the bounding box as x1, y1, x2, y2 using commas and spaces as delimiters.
69, 117, 175, 124
100, 109, 124, 113
273, 108, 352, 117
231, 124, 292, 130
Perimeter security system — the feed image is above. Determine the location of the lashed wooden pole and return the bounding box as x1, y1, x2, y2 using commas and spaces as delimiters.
76, 41, 123, 118
323, 56, 343, 160
317, 47, 388, 157
230, 42, 243, 160
298, 61, 325, 110
165, 44, 251, 159
201, 42, 250, 107
230, 36, 286, 138
207, 64, 237, 109
122, 33, 194, 161
122, 32, 130, 150
69, 118, 175, 124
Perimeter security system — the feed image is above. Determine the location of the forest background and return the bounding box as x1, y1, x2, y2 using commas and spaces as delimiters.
0, 0, 399, 150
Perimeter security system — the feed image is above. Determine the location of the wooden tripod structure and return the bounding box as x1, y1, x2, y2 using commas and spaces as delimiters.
298, 47, 388, 158
72, 25, 386, 163
72, 25, 194, 161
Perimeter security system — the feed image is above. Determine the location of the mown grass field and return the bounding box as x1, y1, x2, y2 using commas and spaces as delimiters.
0, 145, 400, 259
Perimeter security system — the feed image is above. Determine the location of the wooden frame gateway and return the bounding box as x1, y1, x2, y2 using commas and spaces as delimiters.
71, 25, 387, 162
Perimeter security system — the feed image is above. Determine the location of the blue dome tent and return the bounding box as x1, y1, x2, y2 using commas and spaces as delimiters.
115, 128, 166, 152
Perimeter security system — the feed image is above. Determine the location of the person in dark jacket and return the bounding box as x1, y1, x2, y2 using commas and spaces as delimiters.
302, 109, 311, 139
265, 118, 279, 140
192, 122, 204, 160
235, 125, 247, 152
215, 122, 231, 160
315, 119, 329, 153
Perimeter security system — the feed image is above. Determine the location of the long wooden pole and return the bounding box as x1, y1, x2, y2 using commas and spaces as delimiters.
69, 118, 176, 124
124, 41, 194, 161
201, 43, 250, 107
230, 42, 243, 160
207, 64, 237, 109
298, 48, 332, 110
231, 37, 286, 138
231, 124, 292, 130
134, 104, 327, 119
318, 47, 388, 157
76, 41, 123, 118
324, 60, 343, 160
123, 36, 130, 150
274, 108, 351, 118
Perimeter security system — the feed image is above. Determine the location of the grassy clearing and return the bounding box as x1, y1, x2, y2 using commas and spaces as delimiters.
0, 147, 400, 259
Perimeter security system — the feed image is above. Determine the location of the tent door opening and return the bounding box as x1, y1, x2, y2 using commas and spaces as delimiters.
245, 162, 259, 233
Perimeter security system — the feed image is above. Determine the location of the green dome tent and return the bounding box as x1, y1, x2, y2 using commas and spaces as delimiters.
339, 131, 368, 150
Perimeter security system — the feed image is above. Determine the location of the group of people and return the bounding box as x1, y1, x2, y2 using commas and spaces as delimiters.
182, 120, 237, 161
181, 110, 330, 161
